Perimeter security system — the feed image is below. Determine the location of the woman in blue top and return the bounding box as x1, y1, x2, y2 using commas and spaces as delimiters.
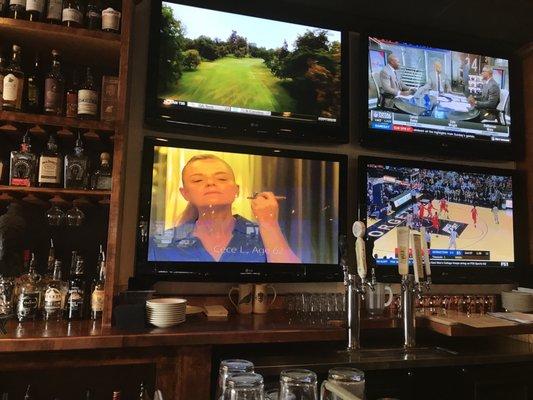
149, 154, 301, 264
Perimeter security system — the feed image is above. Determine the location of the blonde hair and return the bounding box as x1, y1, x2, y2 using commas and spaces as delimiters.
178, 154, 236, 225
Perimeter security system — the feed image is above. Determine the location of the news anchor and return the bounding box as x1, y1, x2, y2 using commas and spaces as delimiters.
420, 60, 451, 93
379, 54, 415, 107
468, 65, 501, 120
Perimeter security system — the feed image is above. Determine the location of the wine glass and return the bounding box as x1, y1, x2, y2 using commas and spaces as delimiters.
46, 204, 65, 226
66, 203, 85, 227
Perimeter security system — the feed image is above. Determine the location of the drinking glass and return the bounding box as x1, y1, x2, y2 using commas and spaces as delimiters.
279, 369, 317, 400
320, 368, 365, 400
0, 275, 15, 315
66, 204, 85, 227
217, 359, 255, 400
46, 204, 66, 226
265, 388, 279, 400
223, 372, 264, 400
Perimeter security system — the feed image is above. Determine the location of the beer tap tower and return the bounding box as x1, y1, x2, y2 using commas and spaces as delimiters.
343, 221, 375, 352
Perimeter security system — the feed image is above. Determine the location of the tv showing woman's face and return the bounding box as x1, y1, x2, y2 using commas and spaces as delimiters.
148, 147, 340, 265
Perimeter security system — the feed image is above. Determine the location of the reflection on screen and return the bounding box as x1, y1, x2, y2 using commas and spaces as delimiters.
365, 163, 515, 268
368, 37, 511, 143
148, 146, 339, 264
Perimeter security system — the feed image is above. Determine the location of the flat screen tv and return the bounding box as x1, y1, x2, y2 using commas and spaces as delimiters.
358, 156, 520, 283
363, 34, 517, 159
145, 0, 348, 143
135, 137, 347, 283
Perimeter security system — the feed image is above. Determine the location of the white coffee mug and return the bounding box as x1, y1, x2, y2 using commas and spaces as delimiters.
366, 283, 393, 316
228, 283, 254, 314
253, 284, 276, 314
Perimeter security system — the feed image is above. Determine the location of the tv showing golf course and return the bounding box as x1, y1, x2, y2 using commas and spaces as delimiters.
156, 2, 342, 124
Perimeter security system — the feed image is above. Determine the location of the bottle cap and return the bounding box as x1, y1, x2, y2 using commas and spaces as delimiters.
101, 152, 111, 162
12, 44, 21, 52
51, 49, 60, 57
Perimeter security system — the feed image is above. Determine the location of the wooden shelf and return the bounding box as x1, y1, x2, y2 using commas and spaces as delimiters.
0, 17, 120, 68
0, 111, 115, 133
0, 185, 111, 199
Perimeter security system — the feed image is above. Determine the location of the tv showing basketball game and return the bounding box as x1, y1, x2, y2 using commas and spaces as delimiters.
142, 140, 342, 268
368, 37, 511, 144
155, 2, 342, 125
363, 159, 515, 269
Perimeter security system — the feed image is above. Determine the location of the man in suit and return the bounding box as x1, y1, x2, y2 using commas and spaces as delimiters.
468, 65, 500, 120
379, 54, 415, 108
420, 60, 451, 93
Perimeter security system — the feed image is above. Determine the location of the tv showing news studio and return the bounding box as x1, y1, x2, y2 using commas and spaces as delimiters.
367, 37, 512, 154
147, 1, 345, 141
361, 158, 517, 282
135, 138, 346, 282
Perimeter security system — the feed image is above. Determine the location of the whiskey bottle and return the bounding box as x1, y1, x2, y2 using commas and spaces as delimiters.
16, 253, 42, 322
77, 66, 98, 119
38, 132, 62, 188
24, 53, 42, 114
90, 245, 105, 320
7, 0, 25, 19
64, 131, 90, 189
101, 0, 120, 33
2, 44, 24, 111
45, 0, 62, 23
85, 0, 101, 30
44, 260, 66, 320
62, 0, 83, 28
10, 131, 38, 187
65, 69, 79, 118
65, 251, 86, 320
26, 0, 44, 21
44, 49, 64, 116
91, 152, 112, 190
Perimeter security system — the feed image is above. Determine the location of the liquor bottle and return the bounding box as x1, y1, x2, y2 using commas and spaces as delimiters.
45, 0, 62, 23
41, 238, 56, 287
7, 0, 25, 19
44, 50, 64, 116
38, 132, 62, 188
64, 131, 90, 189
90, 152, 112, 190
23, 385, 31, 400
77, 66, 98, 119
0, 52, 6, 110
24, 53, 42, 114
65, 251, 86, 320
111, 391, 121, 400
16, 253, 42, 322
138, 382, 151, 400
101, 0, 120, 33
62, 0, 83, 27
2, 44, 24, 111
90, 245, 105, 320
65, 69, 79, 118
9, 131, 38, 187
85, 0, 101, 30
43, 260, 66, 320
26, 0, 44, 21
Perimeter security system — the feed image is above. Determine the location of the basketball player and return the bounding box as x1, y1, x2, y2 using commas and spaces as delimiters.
492, 205, 499, 224
471, 205, 478, 228
427, 200, 435, 217
439, 198, 449, 219
419, 202, 426, 222
448, 226, 458, 250
431, 211, 440, 235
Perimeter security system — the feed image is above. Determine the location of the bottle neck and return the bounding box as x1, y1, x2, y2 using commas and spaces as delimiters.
52, 265, 62, 281
10, 51, 21, 70
98, 260, 106, 281
51, 60, 61, 76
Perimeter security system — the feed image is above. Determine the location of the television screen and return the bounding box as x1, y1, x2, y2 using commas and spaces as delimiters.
363, 160, 515, 269
367, 37, 511, 145
140, 139, 343, 277
154, 2, 343, 127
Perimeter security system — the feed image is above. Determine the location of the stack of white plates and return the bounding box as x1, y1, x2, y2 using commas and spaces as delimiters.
146, 298, 187, 328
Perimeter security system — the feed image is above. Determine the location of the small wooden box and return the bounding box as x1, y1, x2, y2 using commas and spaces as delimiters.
101, 75, 119, 122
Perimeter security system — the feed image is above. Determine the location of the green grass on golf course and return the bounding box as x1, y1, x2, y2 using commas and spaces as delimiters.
162, 56, 297, 112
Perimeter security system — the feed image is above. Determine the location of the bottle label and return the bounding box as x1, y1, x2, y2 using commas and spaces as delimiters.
68, 288, 84, 310
44, 288, 62, 312
78, 89, 98, 115
102, 8, 121, 31
46, 0, 62, 20
27, 80, 39, 106
10, 158, 33, 186
91, 289, 104, 312
9, 0, 25, 6
66, 160, 86, 186
3, 74, 20, 102
26, 0, 44, 12
66, 92, 78, 117
17, 292, 39, 318
39, 156, 61, 184
44, 78, 64, 112
62, 7, 82, 23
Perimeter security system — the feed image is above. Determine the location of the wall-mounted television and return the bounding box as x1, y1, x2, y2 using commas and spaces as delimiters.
362, 34, 517, 159
145, 0, 348, 143
135, 137, 347, 283
358, 156, 520, 283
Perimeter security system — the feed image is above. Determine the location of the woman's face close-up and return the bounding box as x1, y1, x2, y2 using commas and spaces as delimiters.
180, 158, 239, 209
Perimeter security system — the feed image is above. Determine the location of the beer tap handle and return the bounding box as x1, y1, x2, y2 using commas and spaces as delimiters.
352, 222, 367, 281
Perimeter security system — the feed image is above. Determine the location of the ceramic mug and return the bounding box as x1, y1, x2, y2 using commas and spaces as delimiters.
253, 284, 277, 314
366, 282, 393, 316
228, 283, 254, 314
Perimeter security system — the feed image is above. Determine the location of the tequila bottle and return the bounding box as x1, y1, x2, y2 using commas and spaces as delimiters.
64, 132, 90, 189
91, 152, 112, 190
10, 131, 38, 187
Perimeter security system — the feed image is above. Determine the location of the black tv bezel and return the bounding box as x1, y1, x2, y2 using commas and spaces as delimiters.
357, 156, 522, 284
144, 0, 350, 144
359, 29, 522, 161
134, 136, 348, 283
